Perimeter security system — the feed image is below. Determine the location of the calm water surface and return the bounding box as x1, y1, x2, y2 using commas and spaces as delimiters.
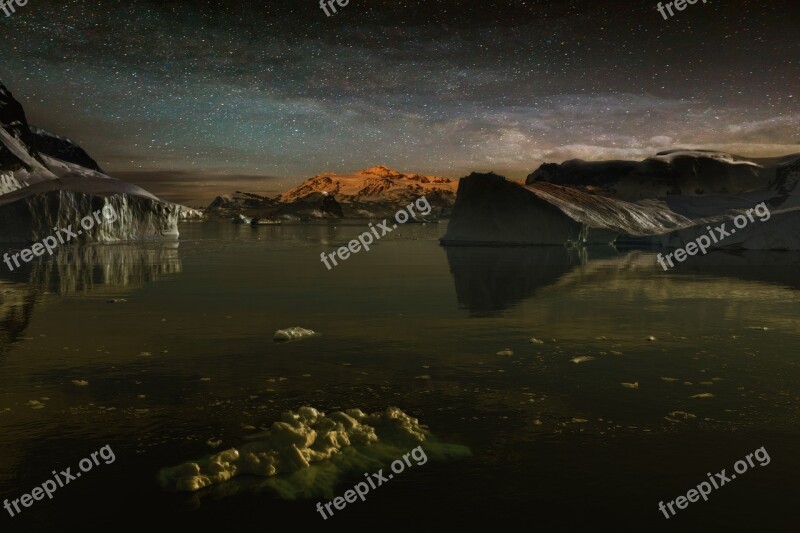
1, 221, 798, 531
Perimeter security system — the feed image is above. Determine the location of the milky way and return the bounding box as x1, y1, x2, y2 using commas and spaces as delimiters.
1, 0, 798, 182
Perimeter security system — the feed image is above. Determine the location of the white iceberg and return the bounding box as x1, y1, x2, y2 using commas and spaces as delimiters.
0, 82, 193, 243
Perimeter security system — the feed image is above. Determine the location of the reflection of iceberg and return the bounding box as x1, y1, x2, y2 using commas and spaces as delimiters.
0, 280, 35, 356
444, 245, 617, 315
159, 406, 470, 501
0, 244, 182, 350
27, 243, 182, 296
445, 246, 800, 316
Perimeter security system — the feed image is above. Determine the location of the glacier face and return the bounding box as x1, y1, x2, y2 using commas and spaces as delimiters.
0, 82, 184, 243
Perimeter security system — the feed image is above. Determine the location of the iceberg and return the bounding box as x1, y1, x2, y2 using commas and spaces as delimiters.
0, 82, 193, 243
442, 152, 800, 250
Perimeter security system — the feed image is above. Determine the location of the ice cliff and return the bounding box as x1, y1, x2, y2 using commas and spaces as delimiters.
0, 82, 186, 242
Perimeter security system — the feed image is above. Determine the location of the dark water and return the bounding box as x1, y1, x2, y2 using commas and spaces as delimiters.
1, 221, 799, 531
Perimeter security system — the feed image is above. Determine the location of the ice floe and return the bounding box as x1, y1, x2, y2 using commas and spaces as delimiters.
159, 406, 470, 500
273, 327, 317, 342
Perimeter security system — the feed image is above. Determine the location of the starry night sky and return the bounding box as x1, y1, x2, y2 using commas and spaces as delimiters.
1, 0, 798, 190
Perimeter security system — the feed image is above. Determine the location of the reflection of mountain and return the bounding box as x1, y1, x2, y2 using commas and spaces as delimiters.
444, 245, 618, 315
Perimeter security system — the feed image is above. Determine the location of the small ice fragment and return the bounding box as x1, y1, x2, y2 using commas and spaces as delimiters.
529, 338, 544, 344
666, 411, 696, 421
570, 356, 594, 364
496, 349, 514, 356
71, 380, 89, 386
206, 439, 223, 449
660, 377, 679, 382
273, 327, 317, 342
690, 393, 714, 398
415, 375, 431, 380
621, 382, 639, 389
610, 350, 623, 355
106, 299, 127, 304
646, 336, 656, 341
200, 377, 211, 382
571, 418, 588, 423
27, 400, 45, 409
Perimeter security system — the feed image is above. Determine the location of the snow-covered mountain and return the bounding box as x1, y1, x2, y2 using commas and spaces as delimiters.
443, 152, 800, 250
0, 82, 198, 243
207, 165, 458, 219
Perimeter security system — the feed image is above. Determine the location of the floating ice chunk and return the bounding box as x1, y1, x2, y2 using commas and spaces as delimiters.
27, 400, 45, 409
529, 338, 544, 344
690, 393, 714, 398
646, 336, 657, 342
660, 377, 679, 382
666, 411, 696, 422
621, 382, 639, 389
71, 380, 89, 386
496, 348, 514, 356
570, 356, 594, 364
159, 406, 470, 499
273, 327, 317, 342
